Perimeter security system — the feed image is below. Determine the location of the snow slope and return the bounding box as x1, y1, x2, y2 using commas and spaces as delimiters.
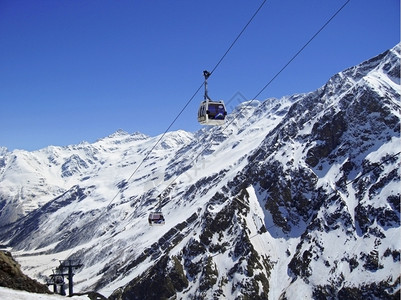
0, 287, 90, 300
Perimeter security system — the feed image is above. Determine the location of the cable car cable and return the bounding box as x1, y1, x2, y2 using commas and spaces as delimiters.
105, 1, 269, 210
253, 0, 351, 101
56, 0, 363, 291
229, 0, 351, 129
156, 0, 352, 208
63, 0, 349, 263
60, 0, 269, 261
209, 0, 268, 77
55, 1, 272, 234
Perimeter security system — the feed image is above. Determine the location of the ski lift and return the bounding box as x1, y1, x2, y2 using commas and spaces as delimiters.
198, 70, 227, 125
148, 195, 165, 226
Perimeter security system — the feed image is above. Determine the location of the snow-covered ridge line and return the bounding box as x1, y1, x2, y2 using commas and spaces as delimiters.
0, 43, 400, 299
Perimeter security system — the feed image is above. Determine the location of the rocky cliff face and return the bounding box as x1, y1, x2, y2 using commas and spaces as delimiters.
0, 44, 399, 299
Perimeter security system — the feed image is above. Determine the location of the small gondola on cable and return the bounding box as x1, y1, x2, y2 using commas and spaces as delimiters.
148, 195, 165, 226
197, 70, 227, 125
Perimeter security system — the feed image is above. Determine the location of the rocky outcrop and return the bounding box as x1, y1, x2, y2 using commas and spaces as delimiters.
0, 250, 50, 294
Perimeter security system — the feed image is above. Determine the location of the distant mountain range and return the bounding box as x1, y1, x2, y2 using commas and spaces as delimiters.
0, 44, 400, 299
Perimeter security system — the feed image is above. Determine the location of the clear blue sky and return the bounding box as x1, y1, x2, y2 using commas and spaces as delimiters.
0, 0, 399, 151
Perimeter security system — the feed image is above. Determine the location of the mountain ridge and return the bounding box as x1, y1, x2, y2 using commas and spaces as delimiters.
0, 44, 400, 299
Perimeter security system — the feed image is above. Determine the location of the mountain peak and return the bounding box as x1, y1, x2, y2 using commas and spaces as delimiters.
96, 130, 150, 145
110, 129, 130, 136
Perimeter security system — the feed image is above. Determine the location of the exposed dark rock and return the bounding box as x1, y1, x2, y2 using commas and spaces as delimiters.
0, 250, 50, 294
314, 276, 400, 300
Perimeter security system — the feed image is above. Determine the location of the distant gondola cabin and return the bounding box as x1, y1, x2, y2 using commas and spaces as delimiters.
148, 212, 165, 226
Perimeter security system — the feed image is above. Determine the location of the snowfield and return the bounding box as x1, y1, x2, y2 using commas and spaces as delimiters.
0, 287, 90, 300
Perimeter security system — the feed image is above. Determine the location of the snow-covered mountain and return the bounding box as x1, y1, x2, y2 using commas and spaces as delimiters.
0, 44, 400, 299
